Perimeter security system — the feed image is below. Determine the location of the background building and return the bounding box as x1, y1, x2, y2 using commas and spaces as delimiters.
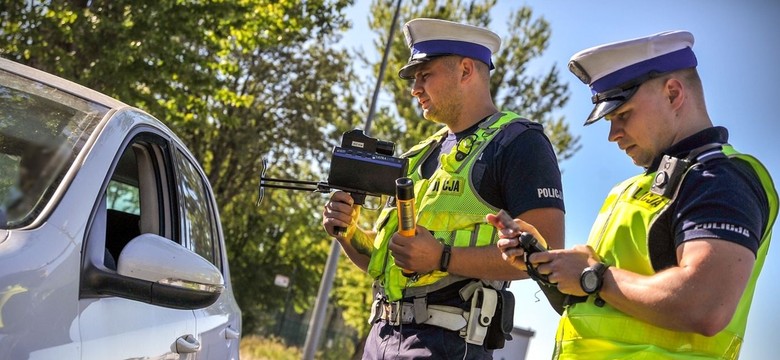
493, 327, 536, 360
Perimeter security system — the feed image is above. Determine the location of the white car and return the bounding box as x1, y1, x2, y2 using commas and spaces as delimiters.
0, 57, 241, 359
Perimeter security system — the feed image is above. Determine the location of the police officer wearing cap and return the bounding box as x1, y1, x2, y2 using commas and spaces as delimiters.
323, 18, 565, 359
492, 31, 778, 359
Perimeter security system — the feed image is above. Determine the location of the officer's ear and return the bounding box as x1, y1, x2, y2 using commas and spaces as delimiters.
665, 78, 685, 109
460, 57, 475, 81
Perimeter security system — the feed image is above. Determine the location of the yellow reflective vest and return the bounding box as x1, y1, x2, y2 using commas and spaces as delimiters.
554, 145, 778, 359
367, 112, 531, 301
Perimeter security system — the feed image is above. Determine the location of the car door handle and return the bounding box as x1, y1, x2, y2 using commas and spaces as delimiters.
225, 325, 240, 340
175, 334, 201, 353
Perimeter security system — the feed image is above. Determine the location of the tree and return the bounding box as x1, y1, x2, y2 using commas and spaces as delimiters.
365, 0, 578, 158
0, 0, 362, 335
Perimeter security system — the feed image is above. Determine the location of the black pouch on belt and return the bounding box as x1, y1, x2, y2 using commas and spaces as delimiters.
484, 289, 515, 350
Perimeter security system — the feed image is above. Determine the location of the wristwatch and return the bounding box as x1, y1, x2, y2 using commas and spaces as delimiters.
580, 262, 609, 295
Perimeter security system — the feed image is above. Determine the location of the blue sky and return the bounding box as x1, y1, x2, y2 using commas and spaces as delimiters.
342, 1, 780, 359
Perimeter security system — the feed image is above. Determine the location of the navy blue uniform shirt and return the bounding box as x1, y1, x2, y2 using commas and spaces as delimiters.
648, 126, 769, 270
421, 117, 565, 218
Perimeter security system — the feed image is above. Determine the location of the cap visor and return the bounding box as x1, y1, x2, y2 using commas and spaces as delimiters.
584, 86, 640, 125
585, 100, 623, 125
399, 54, 452, 79
399, 58, 430, 79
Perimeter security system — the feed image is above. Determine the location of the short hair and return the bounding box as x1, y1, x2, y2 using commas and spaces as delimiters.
440, 55, 491, 80
679, 68, 704, 95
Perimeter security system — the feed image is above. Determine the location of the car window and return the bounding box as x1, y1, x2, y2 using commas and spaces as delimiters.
174, 149, 221, 269
104, 142, 147, 267
98, 120, 223, 273
107, 180, 141, 215
0, 69, 108, 229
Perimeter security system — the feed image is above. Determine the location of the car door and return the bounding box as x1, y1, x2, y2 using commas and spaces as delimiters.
79, 110, 201, 360
172, 147, 241, 359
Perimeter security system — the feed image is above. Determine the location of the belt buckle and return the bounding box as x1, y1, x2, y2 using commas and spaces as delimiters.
388, 302, 401, 326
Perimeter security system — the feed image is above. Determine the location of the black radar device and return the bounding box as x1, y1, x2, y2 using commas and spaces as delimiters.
327, 129, 408, 201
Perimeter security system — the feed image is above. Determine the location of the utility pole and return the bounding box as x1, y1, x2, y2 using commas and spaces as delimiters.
302, 0, 403, 358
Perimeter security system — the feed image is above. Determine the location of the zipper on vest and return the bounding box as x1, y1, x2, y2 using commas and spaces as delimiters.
593, 183, 635, 252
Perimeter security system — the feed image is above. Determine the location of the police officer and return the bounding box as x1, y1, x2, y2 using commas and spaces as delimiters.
322, 18, 565, 359
491, 31, 778, 359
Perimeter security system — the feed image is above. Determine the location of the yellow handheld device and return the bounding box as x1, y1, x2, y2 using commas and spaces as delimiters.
396, 177, 416, 237
396, 177, 417, 277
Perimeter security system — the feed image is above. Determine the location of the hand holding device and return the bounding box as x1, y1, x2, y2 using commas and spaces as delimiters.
494, 209, 569, 315
396, 177, 418, 277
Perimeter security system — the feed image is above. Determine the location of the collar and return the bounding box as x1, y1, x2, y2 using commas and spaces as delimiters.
646, 126, 729, 173
449, 113, 498, 140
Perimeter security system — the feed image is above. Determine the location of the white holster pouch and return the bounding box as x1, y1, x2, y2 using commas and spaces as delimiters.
463, 287, 498, 345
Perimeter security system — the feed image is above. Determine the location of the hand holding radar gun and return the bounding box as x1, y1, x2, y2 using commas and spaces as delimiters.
494, 209, 569, 315
395, 177, 418, 278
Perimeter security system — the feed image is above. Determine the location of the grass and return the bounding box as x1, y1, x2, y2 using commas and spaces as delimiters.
239, 335, 303, 360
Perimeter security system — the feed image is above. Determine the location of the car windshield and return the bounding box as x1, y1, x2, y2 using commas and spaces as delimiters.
0, 68, 109, 229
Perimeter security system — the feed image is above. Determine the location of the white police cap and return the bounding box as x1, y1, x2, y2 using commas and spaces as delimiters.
568, 30, 698, 125
399, 18, 501, 79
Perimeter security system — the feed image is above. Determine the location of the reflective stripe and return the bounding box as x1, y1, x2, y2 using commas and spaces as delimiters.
557, 311, 742, 359
454, 229, 471, 247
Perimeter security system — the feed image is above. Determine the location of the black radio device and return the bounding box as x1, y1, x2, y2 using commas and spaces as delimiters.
494, 209, 569, 315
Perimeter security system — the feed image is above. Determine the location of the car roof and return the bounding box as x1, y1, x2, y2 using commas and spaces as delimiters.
0, 56, 128, 110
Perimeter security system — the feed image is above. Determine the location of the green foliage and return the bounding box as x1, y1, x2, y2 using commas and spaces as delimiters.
240, 335, 303, 360
0, 0, 361, 336
240, 334, 356, 360
0, 0, 580, 353
333, 243, 374, 335
366, 0, 580, 160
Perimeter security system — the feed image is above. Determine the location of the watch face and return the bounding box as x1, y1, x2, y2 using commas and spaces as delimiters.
581, 270, 599, 293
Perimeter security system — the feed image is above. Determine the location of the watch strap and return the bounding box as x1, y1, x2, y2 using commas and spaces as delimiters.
591, 262, 610, 295
593, 262, 609, 277
439, 244, 452, 272
593, 262, 610, 307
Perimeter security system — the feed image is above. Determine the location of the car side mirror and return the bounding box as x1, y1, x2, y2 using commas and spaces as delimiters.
88, 233, 225, 309
118, 233, 225, 291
